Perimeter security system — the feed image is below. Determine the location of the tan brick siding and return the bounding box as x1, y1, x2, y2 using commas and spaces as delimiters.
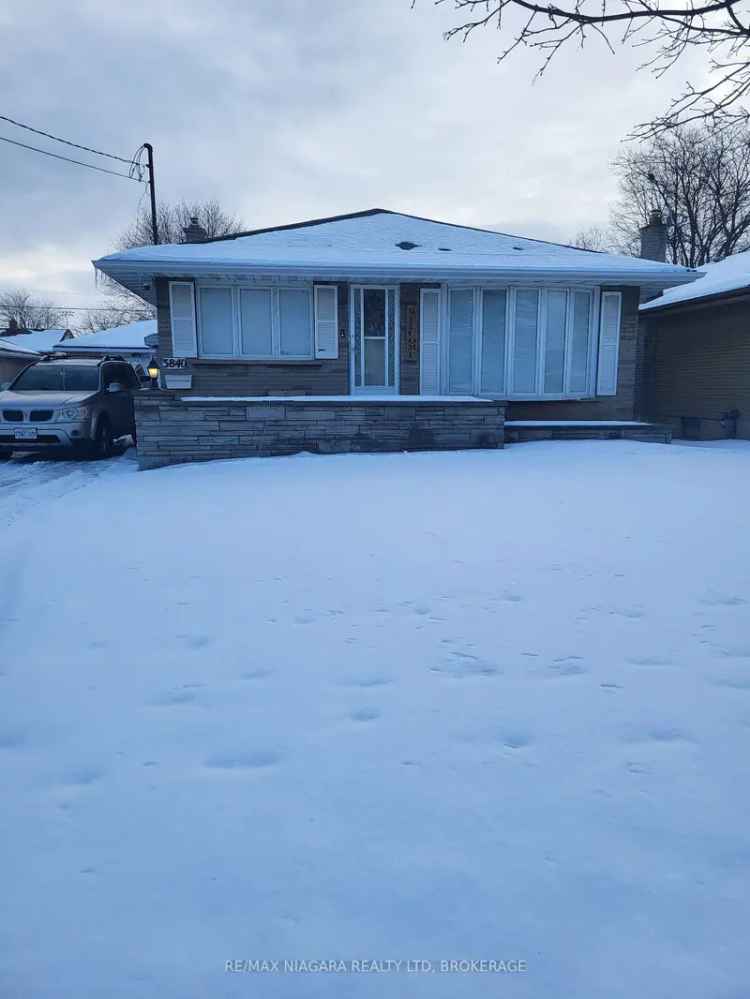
642, 299, 750, 439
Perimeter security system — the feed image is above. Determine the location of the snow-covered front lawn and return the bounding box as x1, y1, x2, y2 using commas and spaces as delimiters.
1, 441, 749, 998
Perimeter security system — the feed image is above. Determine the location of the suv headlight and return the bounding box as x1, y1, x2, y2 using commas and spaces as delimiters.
56, 406, 90, 422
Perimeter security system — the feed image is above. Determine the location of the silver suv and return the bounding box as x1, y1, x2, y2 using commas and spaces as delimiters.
0, 357, 141, 459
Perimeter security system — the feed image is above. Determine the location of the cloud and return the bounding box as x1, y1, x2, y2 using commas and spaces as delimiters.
0, 0, 707, 308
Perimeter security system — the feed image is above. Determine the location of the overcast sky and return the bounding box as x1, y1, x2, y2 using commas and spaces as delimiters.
1, 0, 705, 312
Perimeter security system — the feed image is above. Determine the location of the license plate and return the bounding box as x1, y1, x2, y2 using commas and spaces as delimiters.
14, 429, 38, 441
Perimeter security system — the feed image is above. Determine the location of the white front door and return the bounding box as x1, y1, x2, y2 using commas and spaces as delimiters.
350, 286, 398, 393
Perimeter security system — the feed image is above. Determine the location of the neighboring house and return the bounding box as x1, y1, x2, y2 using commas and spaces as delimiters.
0, 328, 75, 354
640, 251, 750, 439
94, 208, 697, 468
53, 319, 157, 374
0, 338, 39, 386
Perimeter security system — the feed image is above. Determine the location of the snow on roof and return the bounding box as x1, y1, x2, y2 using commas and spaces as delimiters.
94, 209, 698, 289
640, 250, 750, 312
0, 330, 69, 353
0, 337, 40, 357
56, 319, 156, 353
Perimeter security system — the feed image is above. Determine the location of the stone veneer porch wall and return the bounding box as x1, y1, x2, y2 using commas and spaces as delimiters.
134, 395, 506, 470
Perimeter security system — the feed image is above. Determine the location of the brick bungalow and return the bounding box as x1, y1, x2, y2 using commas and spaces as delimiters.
93, 209, 697, 468
640, 249, 750, 440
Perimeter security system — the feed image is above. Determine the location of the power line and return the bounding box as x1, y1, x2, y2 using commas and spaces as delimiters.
0, 134, 145, 181
0, 114, 134, 164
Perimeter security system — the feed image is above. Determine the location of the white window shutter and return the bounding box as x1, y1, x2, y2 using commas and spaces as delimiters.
596, 291, 622, 396
420, 289, 441, 394
314, 285, 338, 359
169, 281, 197, 358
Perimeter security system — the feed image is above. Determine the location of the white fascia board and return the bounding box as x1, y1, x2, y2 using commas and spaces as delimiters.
94, 258, 698, 289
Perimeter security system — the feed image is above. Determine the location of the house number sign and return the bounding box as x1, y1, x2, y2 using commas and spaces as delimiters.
162, 357, 190, 369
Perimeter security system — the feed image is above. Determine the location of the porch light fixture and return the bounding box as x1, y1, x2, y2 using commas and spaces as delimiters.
147, 356, 160, 387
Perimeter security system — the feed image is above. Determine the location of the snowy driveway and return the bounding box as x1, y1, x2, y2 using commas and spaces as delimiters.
1, 441, 749, 998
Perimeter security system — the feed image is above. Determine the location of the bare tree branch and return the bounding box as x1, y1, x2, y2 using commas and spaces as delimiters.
421, 0, 750, 133
0, 290, 70, 331
610, 122, 750, 263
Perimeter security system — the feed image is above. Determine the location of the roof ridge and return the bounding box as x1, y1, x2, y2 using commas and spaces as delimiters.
201, 208, 389, 243
200, 207, 602, 254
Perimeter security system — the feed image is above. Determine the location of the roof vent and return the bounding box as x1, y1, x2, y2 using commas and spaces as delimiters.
396, 240, 419, 250
438, 247, 451, 251
512, 245, 523, 251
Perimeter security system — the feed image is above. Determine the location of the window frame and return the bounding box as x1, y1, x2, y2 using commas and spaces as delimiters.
442, 284, 600, 400
195, 283, 315, 361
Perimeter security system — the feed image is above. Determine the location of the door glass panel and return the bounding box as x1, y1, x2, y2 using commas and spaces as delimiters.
481, 290, 506, 393
365, 339, 385, 386
569, 292, 591, 393
544, 290, 567, 393
449, 289, 474, 393
513, 289, 539, 393
239, 289, 272, 356
363, 289, 386, 387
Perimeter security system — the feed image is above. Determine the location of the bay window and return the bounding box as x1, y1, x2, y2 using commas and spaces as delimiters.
446, 286, 600, 399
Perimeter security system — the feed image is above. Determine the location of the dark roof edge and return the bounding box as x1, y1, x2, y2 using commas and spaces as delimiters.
200, 207, 611, 255
641, 282, 750, 315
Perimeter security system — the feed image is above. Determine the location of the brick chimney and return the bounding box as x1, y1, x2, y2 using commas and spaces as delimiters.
182, 216, 208, 243
640, 209, 667, 262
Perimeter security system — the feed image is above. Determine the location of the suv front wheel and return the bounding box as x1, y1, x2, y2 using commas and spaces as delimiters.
91, 417, 114, 460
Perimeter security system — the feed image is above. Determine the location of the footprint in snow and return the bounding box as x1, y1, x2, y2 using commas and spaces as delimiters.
712, 676, 750, 691
430, 651, 501, 678
338, 675, 393, 689
241, 668, 273, 680
350, 707, 381, 723
205, 750, 281, 771
503, 733, 532, 750
63, 766, 105, 787
549, 656, 587, 677
149, 690, 196, 706
626, 655, 673, 668
0, 726, 27, 749
713, 644, 750, 660
625, 761, 652, 776
623, 726, 691, 745
700, 593, 747, 607
610, 607, 645, 619
186, 634, 212, 649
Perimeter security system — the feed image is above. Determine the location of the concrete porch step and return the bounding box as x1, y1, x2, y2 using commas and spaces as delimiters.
504, 420, 672, 444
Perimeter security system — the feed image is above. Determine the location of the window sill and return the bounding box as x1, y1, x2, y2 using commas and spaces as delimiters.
193, 358, 323, 367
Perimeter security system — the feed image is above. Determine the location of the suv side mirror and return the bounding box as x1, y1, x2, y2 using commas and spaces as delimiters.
107, 381, 124, 393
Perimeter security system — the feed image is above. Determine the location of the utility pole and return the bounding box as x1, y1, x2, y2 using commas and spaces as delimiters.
144, 142, 158, 245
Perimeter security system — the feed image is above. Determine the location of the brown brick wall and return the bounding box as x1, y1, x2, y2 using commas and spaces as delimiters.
641, 298, 750, 439
507, 286, 641, 422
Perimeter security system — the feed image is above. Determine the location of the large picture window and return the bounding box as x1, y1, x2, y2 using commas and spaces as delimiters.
197, 285, 314, 359
446, 286, 597, 399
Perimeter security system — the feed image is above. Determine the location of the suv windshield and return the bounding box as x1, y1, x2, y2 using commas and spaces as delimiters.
11, 365, 100, 392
